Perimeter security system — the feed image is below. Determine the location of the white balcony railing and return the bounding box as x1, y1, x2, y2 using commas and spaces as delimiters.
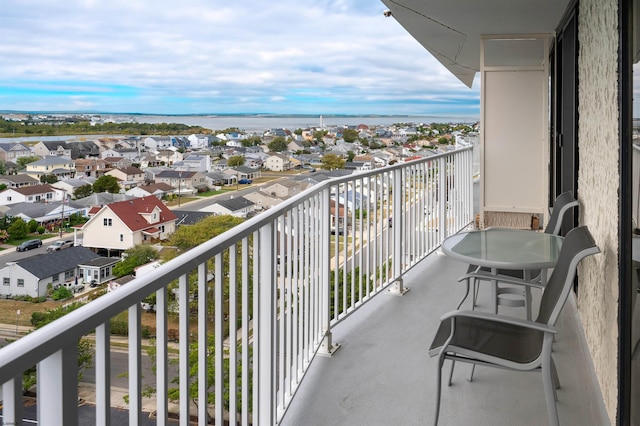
0, 146, 473, 425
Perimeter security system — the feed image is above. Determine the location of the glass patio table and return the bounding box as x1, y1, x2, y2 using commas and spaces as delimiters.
442, 228, 564, 317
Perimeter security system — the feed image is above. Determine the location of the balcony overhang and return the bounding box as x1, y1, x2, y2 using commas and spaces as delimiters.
380, 0, 572, 87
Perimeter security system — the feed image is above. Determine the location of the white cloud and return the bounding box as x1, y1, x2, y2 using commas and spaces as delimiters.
0, 0, 480, 116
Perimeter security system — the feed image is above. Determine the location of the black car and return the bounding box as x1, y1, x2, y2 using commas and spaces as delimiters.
16, 239, 42, 252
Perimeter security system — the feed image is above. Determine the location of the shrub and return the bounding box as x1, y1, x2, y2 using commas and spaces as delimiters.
27, 219, 38, 233
36, 226, 45, 234
51, 286, 73, 301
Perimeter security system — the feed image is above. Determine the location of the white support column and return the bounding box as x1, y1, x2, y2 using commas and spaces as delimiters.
96, 322, 111, 426
38, 346, 78, 426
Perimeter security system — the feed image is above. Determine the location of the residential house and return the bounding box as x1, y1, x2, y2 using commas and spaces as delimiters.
262, 180, 308, 198
0, 184, 66, 206
174, 154, 211, 172
204, 171, 230, 187
143, 166, 171, 182
52, 178, 96, 197
25, 156, 75, 180
81, 196, 177, 256
102, 156, 132, 170
264, 153, 292, 171
155, 149, 183, 166
0, 247, 100, 298
0, 143, 32, 164
74, 158, 107, 177
201, 196, 255, 218
105, 166, 145, 189
154, 170, 208, 194
77, 256, 120, 286
101, 148, 139, 161
187, 134, 212, 149
5, 200, 86, 228
0, 174, 40, 189
125, 182, 176, 199
67, 141, 100, 158
143, 136, 173, 151
31, 140, 72, 158
73, 192, 135, 209
243, 191, 283, 210
230, 165, 261, 181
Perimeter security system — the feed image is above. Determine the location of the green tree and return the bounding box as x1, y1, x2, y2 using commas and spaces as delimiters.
8, 217, 27, 239
165, 215, 244, 252
0, 161, 6, 175
51, 286, 73, 300
241, 135, 262, 147
27, 219, 38, 233
267, 136, 288, 152
74, 184, 93, 199
227, 155, 245, 167
313, 130, 328, 144
342, 128, 359, 143
347, 151, 356, 162
40, 174, 58, 184
113, 245, 159, 277
93, 175, 121, 194
321, 153, 346, 171
17, 156, 40, 170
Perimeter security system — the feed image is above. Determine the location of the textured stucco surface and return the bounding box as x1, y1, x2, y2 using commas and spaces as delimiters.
577, 0, 619, 423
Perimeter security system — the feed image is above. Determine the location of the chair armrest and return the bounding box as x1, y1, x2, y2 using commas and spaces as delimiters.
458, 270, 545, 290
439, 309, 558, 334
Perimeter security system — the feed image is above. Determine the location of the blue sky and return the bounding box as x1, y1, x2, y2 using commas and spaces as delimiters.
0, 0, 480, 117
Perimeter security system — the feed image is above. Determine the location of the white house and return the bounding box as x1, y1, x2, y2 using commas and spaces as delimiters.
264, 154, 292, 171
201, 196, 255, 218
81, 196, 177, 256
0, 184, 66, 206
0, 247, 102, 298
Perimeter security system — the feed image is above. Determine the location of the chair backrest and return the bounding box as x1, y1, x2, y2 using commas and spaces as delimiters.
544, 191, 579, 235
536, 226, 599, 326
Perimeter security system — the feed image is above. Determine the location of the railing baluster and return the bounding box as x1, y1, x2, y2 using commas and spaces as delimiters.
38, 346, 78, 426
156, 286, 169, 426
128, 302, 142, 425
214, 253, 224, 426
2, 375, 23, 425
95, 321, 110, 426
257, 222, 275, 425
198, 261, 209, 426
241, 237, 250, 426
178, 273, 190, 426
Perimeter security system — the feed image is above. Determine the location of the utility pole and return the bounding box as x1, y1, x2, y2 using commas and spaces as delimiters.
59, 189, 66, 237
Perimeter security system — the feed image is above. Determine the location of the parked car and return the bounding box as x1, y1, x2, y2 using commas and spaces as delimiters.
47, 240, 74, 252
238, 178, 253, 184
16, 239, 42, 252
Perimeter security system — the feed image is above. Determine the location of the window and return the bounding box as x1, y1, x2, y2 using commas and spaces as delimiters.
52, 275, 59, 283
119, 234, 123, 242
6, 196, 11, 202
17, 279, 24, 287
103, 218, 112, 226
65, 270, 74, 280
3, 277, 9, 286
46, 193, 52, 199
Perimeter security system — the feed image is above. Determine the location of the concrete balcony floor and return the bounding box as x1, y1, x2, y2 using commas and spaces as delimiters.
280, 248, 610, 426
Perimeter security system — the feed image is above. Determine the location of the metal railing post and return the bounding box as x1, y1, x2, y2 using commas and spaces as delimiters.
257, 223, 275, 425
389, 167, 408, 295
319, 187, 340, 356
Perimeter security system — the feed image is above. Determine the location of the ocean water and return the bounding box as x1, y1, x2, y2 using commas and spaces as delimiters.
0, 114, 479, 143
120, 114, 478, 132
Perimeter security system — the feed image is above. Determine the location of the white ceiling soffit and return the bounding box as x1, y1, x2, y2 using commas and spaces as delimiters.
380, 0, 572, 88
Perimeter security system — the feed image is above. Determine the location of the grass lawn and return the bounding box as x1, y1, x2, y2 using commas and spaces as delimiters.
165, 197, 198, 207
5, 233, 56, 246
198, 189, 233, 197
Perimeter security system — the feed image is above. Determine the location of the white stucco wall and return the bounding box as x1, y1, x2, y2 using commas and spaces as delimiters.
577, 0, 620, 422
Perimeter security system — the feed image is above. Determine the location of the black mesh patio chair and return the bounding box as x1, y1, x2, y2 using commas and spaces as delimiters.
429, 226, 599, 426
458, 191, 579, 318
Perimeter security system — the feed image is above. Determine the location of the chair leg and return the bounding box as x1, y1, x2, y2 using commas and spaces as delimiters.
434, 355, 445, 426
447, 360, 455, 386
456, 279, 471, 310
542, 351, 560, 426
467, 364, 476, 382
472, 278, 479, 310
